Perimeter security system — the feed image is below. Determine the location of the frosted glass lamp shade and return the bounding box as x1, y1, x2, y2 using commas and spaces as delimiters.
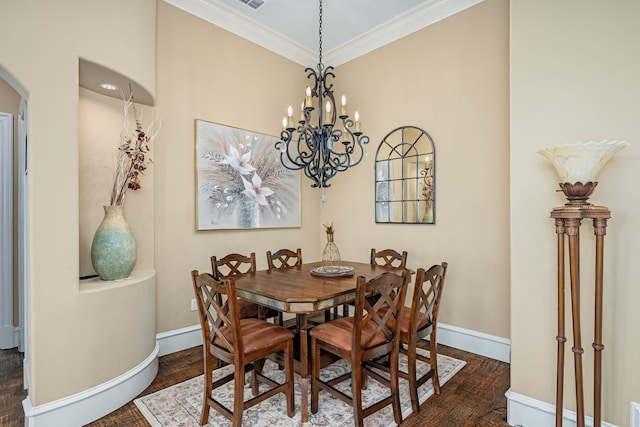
537, 140, 629, 183
537, 140, 629, 206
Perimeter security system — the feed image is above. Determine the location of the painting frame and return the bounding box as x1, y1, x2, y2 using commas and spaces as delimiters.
195, 119, 301, 230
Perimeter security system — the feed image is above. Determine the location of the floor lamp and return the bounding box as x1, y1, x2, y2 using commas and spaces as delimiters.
538, 140, 629, 427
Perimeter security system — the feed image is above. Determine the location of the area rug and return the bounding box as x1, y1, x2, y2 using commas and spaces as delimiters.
135, 348, 465, 427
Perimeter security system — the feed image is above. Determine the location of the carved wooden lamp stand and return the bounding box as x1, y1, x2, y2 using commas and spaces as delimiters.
538, 140, 629, 427
551, 201, 609, 427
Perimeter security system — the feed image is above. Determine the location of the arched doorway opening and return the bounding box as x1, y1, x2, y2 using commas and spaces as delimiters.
0, 66, 30, 392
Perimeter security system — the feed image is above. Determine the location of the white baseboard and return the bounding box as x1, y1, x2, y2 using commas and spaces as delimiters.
0, 325, 20, 350
22, 342, 159, 427
156, 324, 202, 357
13, 326, 21, 349
23, 355, 30, 391
506, 389, 618, 427
0, 324, 15, 349
631, 402, 640, 427
437, 322, 511, 363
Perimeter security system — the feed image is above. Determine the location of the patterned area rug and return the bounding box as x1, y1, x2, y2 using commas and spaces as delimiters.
135, 348, 465, 427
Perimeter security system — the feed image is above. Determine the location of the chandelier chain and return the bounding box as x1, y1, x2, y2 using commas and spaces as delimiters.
318, 0, 323, 66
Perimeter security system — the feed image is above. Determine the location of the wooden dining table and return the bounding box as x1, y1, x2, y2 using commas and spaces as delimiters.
233, 260, 405, 423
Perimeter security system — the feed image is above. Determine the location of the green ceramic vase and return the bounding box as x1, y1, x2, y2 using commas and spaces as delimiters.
91, 205, 137, 281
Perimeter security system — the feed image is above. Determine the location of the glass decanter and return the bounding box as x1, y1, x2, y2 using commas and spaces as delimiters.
321, 223, 341, 272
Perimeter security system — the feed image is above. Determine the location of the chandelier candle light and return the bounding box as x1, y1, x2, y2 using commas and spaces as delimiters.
276, 0, 370, 188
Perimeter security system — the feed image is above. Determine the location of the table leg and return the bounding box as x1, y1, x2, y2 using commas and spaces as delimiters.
298, 313, 309, 423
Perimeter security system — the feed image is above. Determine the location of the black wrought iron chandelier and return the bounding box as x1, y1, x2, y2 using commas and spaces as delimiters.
276, 0, 369, 188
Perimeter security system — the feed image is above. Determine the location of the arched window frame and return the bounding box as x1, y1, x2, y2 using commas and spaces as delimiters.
374, 126, 435, 224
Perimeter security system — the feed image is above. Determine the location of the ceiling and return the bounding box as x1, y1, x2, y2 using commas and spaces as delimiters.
166, 0, 484, 66
79, 0, 483, 106
79, 59, 155, 106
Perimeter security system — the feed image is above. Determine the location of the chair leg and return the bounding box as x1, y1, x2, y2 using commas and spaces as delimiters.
407, 343, 420, 415
252, 359, 265, 395
362, 366, 368, 390
390, 348, 403, 425
351, 359, 365, 427
430, 339, 441, 394
277, 312, 284, 326
342, 304, 349, 318
285, 340, 295, 417
311, 338, 321, 413
201, 352, 213, 425
232, 364, 246, 427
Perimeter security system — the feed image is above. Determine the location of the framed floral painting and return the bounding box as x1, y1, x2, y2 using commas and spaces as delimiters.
195, 120, 301, 230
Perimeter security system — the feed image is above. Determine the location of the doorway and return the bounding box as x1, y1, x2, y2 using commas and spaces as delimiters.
0, 111, 14, 350
0, 69, 30, 390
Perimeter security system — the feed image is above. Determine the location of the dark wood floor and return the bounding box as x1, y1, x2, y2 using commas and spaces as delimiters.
0, 347, 27, 427
1, 341, 511, 427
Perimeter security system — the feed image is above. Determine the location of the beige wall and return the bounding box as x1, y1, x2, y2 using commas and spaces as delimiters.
0, 0, 157, 405
154, 2, 320, 333
9, 0, 639, 423
325, 0, 511, 338
0, 0, 510, 408
0, 78, 20, 112
510, 1, 640, 425
153, 0, 510, 340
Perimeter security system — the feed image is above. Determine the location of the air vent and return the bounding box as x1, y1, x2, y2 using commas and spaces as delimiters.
238, 0, 265, 9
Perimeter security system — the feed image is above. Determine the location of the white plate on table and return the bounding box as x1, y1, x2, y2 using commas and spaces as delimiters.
310, 266, 355, 277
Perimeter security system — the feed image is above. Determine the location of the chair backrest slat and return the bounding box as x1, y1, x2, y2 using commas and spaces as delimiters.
370, 248, 408, 269
266, 248, 302, 271
191, 271, 242, 355
410, 262, 448, 338
211, 252, 257, 279
353, 270, 410, 351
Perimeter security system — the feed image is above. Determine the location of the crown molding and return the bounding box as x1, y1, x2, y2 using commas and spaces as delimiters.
163, 0, 485, 66
325, 0, 485, 66
164, 0, 316, 65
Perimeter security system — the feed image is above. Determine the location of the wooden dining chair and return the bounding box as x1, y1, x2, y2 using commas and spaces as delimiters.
368, 262, 448, 415
370, 248, 408, 269
190, 271, 295, 427
211, 252, 278, 322
340, 248, 408, 318
310, 270, 410, 427
266, 248, 302, 271
265, 248, 302, 326
211, 252, 257, 279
